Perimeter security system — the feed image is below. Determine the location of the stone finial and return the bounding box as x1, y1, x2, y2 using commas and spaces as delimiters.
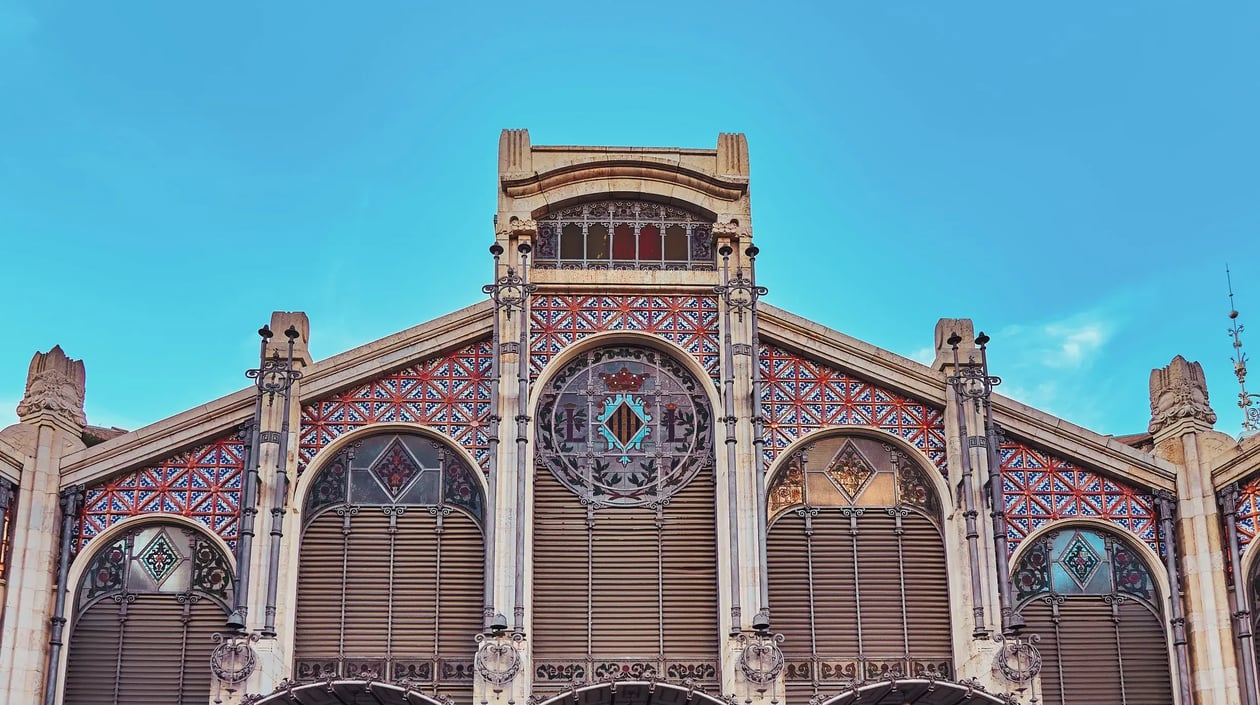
933, 318, 976, 371
15, 345, 86, 430
267, 311, 312, 367
717, 133, 750, 178
499, 128, 532, 179
1149, 355, 1217, 434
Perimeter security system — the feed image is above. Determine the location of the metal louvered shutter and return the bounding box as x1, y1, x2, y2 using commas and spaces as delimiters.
533, 470, 593, 661
660, 471, 719, 662
1021, 595, 1171, 705
294, 511, 348, 670
855, 512, 904, 668
900, 513, 951, 671
768, 511, 818, 705
65, 594, 222, 705
436, 511, 483, 705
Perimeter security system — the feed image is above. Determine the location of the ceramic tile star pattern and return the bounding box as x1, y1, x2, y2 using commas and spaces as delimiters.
298, 340, 493, 473
1235, 475, 1260, 550
77, 434, 244, 554
758, 342, 948, 473
1002, 440, 1159, 555
529, 295, 720, 380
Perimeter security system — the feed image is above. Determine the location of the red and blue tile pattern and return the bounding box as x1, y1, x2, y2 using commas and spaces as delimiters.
77, 434, 244, 554
1002, 441, 1159, 556
1235, 476, 1260, 550
298, 340, 494, 473
758, 342, 948, 473
529, 295, 720, 380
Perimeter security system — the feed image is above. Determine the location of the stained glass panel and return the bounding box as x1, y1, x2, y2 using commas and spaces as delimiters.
536, 346, 714, 506
1012, 527, 1156, 605
534, 200, 715, 271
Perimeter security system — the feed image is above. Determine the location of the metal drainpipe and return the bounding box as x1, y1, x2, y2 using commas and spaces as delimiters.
745, 246, 771, 628
480, 245, 504, 630
228, 331, 270, 632
262, 331, 299, 637
44, 484, 84, 705
978, 341, 1019, 635
512, 243, 533, 636
947, 340, 988, 638
717, 245, 742, 633
1218, 484, 1258, 705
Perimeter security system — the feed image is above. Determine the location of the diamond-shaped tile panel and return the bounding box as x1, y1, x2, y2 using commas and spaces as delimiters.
1059, 532, 1102, 589
824, 440, 876, 499
138, 531, 182, 586
369, 438, 423, 498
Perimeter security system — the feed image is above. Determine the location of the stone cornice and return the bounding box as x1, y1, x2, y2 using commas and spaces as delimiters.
760, 304, 1177, 489
1211, 433, 1260, 487
501, 158, 748, 205
59, 301, 495, 488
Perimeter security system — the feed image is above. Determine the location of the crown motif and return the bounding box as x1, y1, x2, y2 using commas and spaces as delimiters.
599, 366, 650, 392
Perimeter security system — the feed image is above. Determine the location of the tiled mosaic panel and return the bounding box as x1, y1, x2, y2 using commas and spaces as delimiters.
529, 295, 720, 380
78, 434, 244, 553
1002, 441, 1159, 556
1235, 475, 1260, 550
299, 340, 493, 473
759, 342, 948, 473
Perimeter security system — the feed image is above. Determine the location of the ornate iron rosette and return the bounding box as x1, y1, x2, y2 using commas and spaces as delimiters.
536, 346, 714, 506
210, 632, 260, 685
992, 632, 1042, 683
474, 633, 522, 687
736, 632, 786, 686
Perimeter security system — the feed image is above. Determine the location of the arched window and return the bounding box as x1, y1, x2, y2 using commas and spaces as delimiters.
64, 522, 233, 705
534, 200, 714, 270
765, 434, 951, 703
532, 345, 719, 690
294, 432, 485, 703
1013, 527, 1173, 705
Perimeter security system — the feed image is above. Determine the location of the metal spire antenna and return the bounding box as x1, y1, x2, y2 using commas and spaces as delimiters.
1228, 265, 1259, 435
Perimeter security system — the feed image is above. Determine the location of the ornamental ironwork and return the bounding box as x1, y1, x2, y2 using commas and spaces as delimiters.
211, 631, 260, 685
536, 346, 714, 506
992, 632, 1042, 683
474, 631, 523, 687
735, 631, 786, 687
534, 199, 714, 271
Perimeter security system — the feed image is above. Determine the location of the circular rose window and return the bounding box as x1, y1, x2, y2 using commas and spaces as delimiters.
536, 345, 714, 506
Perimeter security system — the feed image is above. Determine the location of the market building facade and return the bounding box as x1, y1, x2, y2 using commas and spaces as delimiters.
2, 131, 1259, 705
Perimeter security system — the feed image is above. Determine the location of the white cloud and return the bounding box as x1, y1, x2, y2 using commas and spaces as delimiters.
907, 346, 936, 365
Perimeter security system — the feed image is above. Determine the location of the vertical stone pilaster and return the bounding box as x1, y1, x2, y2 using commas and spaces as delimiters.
0, 346, 87, 705
248, 311, 311, 698
1150, 355, 1238, 705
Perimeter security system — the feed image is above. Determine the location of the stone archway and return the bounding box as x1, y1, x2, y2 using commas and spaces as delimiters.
244, 679, 452, 705
815, 678, 1018, 705
532, 680, 734, 705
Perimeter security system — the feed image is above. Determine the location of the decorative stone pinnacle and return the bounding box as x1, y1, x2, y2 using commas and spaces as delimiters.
1148, 355, 1217, 434
15, 345, 86, 431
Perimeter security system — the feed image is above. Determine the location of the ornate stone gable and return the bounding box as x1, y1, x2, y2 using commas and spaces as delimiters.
1148, 354, 1217, 434
77, 434, 245, 553
758, 341, 948, 473
298, 340, 493, 472
529, 294, 720, 381
16, 345, 87, 431
1002, 440, 1159, 555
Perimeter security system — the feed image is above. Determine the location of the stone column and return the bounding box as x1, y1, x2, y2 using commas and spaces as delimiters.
1149, 355, 1238, 705
932, 319, 1004, 689
0, 346, 87, 705
245, 311, 311, 698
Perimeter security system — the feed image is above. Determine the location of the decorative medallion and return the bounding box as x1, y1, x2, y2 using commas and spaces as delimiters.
1111, 543, 1152, 599
768, 462, 805, 516
138, 531, 182, 586
1059, 532, 1102, 589
1012, 537, 1051, 601
536, 346, 714, 506
369, 438, 424, 497
824, 440, 876, 499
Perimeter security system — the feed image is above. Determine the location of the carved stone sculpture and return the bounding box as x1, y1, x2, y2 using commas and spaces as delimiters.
1149, 355, 1217, 434
15, 345, 86, 430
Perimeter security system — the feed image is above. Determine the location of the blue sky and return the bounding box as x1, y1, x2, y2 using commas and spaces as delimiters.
1, 1, 1257, 437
